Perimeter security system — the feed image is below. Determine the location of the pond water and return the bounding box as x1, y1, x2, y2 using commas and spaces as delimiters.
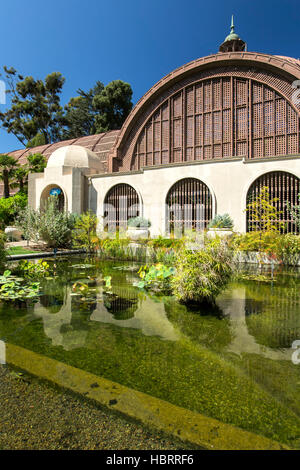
0, 257, 300, 448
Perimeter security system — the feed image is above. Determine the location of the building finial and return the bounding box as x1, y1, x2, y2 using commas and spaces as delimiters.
219, 15, 246, 53
230, 15, 235, 34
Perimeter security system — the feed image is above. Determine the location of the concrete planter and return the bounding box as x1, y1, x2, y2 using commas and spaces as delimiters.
126, 227, 149, 240
207, 227, 233, 238
5, 226, 23, 241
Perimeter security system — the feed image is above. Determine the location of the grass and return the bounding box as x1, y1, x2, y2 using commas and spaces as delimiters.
6, 247, 36, 255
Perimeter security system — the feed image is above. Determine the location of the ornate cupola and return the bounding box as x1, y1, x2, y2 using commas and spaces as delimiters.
219, 15, 246, 52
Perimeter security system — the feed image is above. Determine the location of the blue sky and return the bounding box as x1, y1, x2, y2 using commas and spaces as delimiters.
1, 0, 299, 152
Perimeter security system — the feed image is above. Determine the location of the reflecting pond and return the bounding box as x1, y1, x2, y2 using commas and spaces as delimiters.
0, 257, 300, 448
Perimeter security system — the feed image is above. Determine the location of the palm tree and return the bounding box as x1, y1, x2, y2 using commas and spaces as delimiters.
0, 154, 18, 198
12, 166, 29, 193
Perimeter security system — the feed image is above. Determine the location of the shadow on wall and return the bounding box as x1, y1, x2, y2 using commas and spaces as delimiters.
89, 184, 98, 214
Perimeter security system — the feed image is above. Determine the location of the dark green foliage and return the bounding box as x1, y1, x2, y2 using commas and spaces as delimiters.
63, 80, 133, 138
0, 67, 65, 146
62, 82, 104, 139
0, 66, 133, 144
27, 153, 47, 173
93, 80, 133, 133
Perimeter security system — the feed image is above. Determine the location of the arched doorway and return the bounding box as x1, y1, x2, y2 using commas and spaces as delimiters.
40, 185, 65, 212
246, 171, 300, 233
104, 183, 140, 232
166, 178, 213, 235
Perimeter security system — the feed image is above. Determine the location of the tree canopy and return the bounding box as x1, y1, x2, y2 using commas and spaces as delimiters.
0, 66, 133, 146
0, 67, 65, 146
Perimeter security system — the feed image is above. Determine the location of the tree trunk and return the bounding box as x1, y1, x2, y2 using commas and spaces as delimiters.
3, 170, 10, 198
19, 178, 24, 192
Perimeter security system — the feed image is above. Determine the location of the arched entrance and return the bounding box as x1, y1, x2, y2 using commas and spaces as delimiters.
246, 171, 300, 233
166, 178, 213, 235
104, 183, 140, 231
40, 185, 65, 212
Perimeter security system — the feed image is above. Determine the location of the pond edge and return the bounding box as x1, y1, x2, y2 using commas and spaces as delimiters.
5, 342, 288, 451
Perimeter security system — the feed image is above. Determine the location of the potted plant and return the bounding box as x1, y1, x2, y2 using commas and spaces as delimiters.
207, 214, 234, 238
126, 217, 151, 240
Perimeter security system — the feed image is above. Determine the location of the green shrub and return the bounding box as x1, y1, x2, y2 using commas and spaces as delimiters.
17, 196, 77, 248
230, 231, 280, 253
208, 213, 234, 229
72, 211, 99, 252
230, 232, 300, 265
148, 236, 184, 250
100, 237, 131, 259
0, 193, 28, 230
172, 238, 234, 304
273, 234, 300, 266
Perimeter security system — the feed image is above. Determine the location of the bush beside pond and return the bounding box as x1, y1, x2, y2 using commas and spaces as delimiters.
171, 239, 234, 305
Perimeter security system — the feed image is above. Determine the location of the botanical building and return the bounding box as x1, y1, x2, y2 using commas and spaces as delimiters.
7, 21, 300, 235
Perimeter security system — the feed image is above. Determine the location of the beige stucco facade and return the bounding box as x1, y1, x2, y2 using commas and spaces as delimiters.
28, 151, 300, 236
91, 156, 300, 236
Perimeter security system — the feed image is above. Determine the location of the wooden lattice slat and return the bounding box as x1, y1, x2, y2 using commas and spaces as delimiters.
131, 77, 300, 170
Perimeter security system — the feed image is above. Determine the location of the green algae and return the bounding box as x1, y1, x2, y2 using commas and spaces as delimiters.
0, 258, 299, 447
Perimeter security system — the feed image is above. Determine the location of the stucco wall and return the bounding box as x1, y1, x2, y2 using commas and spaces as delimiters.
29, 166, 87, 214
90, 156, 300, 236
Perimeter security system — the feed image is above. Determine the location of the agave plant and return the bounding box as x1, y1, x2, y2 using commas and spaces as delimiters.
208, 214, 234, 229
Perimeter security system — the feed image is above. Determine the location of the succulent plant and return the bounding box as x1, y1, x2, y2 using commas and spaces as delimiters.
208, 214, 234, 229
127, 217, 151, 228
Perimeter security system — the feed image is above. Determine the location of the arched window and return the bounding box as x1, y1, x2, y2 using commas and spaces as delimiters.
40, 185, 65, 212
166, 178, 213, 235
104, 183, 140, 231
246, 171, 300, 233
